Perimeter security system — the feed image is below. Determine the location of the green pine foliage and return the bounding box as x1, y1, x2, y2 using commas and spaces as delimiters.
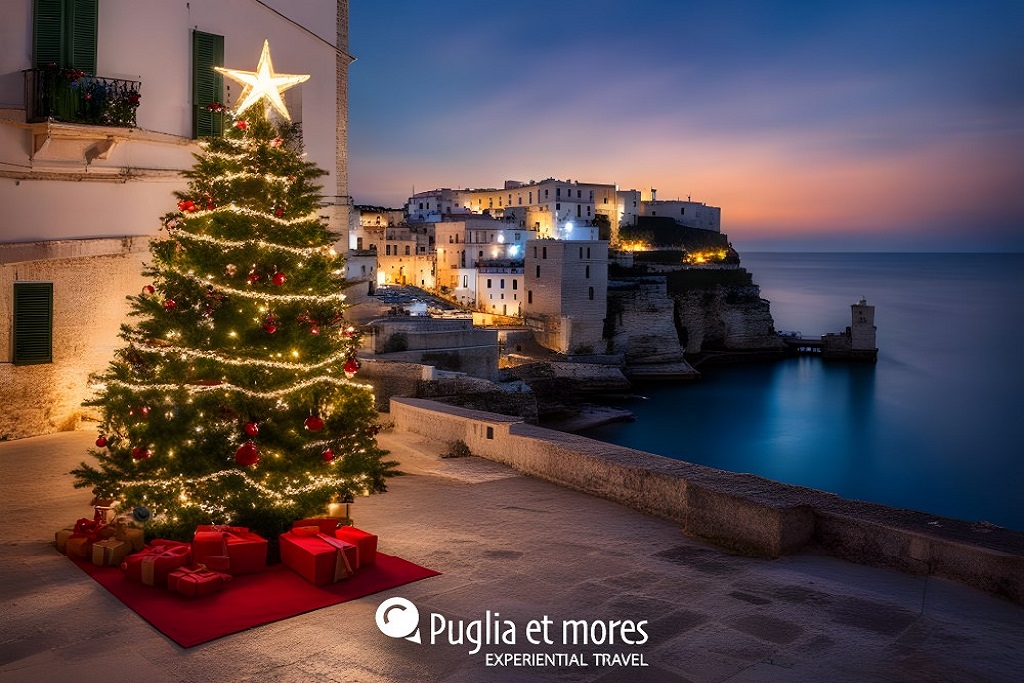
73, 108, 397, 541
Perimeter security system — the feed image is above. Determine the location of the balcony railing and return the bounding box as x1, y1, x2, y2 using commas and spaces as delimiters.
25, 67, 141, 128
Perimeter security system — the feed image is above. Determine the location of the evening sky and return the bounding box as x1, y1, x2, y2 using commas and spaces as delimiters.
348, 1, 1024, 251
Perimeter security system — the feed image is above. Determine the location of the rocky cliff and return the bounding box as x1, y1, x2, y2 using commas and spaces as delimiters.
607, 268, 784, 368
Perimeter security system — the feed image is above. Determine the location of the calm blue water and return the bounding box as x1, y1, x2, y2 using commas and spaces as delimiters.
581, 253, 1024, 530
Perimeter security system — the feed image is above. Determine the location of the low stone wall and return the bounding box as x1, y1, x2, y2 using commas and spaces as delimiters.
390, 397, 1024, 604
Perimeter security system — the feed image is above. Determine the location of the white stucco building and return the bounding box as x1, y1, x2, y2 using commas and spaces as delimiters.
1, 0, 353, 438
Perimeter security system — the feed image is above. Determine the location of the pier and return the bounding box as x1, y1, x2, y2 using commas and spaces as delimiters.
780, 298, 878, 362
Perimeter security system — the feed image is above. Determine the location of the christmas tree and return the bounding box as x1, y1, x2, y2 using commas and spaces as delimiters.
73, 46, 395, 541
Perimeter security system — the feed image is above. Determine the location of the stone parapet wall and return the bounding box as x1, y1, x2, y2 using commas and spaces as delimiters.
390, 397, 1024, 604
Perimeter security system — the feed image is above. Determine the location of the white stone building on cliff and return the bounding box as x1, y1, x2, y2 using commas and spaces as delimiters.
1, 0, 354, 439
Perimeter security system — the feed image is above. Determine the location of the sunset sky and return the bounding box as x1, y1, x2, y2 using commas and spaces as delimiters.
348, 1, 1024, 251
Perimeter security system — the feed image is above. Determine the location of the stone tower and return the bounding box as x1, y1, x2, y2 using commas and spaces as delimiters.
327, 0, 353, 246
850, 297, 876, 351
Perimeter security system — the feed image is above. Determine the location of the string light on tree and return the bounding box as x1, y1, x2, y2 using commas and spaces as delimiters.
72, 43, 396, 541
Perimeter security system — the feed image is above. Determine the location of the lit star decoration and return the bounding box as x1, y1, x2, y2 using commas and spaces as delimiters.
214, 39, 310, 121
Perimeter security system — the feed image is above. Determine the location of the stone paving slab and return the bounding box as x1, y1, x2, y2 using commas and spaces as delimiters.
1, 429, 1022, 682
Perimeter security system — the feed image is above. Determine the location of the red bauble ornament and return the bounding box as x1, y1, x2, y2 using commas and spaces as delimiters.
177, 199, 196, 212
206, 202, 214, 211
95, 436, 108, 448
343, 359, 359, 378
142, 285, 155, 296
244, 421, 259, 437
140, 405, 150, 417
263, 316, 278, 334
164, 299, 177, 311
247, 272, 261, 284
310, 326, 320, 335
234, 120, 248, 131
321, 448, 335, 462
272, 271, 286, 286
131, 446, 151, 460
235, 441, 259, 466
274, 207, 284, 218
304, 415, 325, 432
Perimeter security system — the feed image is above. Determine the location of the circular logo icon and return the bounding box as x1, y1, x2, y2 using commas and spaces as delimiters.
376, 597, 421, 642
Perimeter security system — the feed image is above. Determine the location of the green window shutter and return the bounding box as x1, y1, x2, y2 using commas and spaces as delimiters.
13, 282, 54, 366
68, 0, 97, 73
33, 0, 96, 71
33, 0, 65, 68
192, 31, 225, 138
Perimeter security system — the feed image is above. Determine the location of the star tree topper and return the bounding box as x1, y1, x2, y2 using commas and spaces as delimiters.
214, 40, 310, 121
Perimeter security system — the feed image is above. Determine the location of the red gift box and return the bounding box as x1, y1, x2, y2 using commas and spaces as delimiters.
121, 540, 192, 588
192, 525, 267, 575
279, 532, 357, 586
167, 565, 232, 598
335, 526, 378, 566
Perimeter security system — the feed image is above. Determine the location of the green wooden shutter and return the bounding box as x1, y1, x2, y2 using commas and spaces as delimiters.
13, 282, 54, 366
33, 0, 65, 67
33, 0, 96, 71
192, 31, 225, 138
68, 0, 97, 73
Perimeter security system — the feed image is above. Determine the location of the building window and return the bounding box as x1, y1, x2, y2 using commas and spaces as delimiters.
588, 287, 594, 301
542, 246, 547, 259
500, 279, 505, 289
33, 0, 97, 72
535, 265, 540, 278
544, 189, 549, 198
556, 188, 561, 197
529, 192, 533, 203
385, 245, 391, 255
487, 279, 492, 288
528, 290, 533, 304
556, 203, 560, 211
587, 247, 591, 258
577, 189, 582, 198
405, 245, 410, 255
192, 30, 225, 138
586, 265, 590, 278
681, 207, 686, 215
512, 280, 518, 290
463, 275, 468, 288
579, 247, 583, 258
486, 426, 494, 439
533, 246, 537, 257
13, 282, 53, 365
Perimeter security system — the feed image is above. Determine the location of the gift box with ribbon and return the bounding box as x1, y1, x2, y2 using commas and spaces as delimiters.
335, 526, 378, 566
279, 531, 358, 586
90, 496, 117, 524
64, 518, 109, 559
107, 517, 145, 552
192, 525, 267, 575
121, 539, 192, 588
167, 565, 232, 598
91, 538, 132, 567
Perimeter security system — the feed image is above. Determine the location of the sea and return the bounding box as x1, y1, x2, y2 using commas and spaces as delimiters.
580, 252, 1024, 531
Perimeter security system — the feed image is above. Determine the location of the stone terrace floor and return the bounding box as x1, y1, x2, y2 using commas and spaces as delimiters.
1, 428, 1022, 682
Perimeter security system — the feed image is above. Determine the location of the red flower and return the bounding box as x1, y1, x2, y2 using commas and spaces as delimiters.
234, 120, 248, 131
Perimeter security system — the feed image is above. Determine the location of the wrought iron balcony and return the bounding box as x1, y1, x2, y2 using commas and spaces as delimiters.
25, 67, 141, 128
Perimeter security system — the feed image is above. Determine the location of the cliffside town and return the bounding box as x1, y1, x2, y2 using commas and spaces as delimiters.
347, 181, 791, 427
